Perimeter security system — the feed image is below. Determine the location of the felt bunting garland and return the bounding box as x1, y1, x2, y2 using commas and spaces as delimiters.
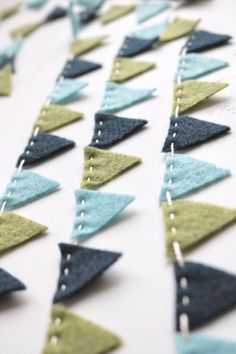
137, 1, 170, 24
117, 36, 156, 58
184, 30, 232, 53
0, 268, 26, 297
70, 35, 107, 57
0, 65, 12, 96
60, 59, 102, 79
132, 19, 169, 40
100, 5, 135, 24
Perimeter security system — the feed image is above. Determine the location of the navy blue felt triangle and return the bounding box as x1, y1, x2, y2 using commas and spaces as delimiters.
117, 36, 156, 58
79, 9, 98, 25
53, 243, 121, 303
60, 59, 102, 79
185, 30, 232, 53
44, 6, 67, 23
0, 268, 25, 297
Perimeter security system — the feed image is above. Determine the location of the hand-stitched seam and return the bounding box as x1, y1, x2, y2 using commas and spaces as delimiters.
95, 120, 103, 144
87, 155, 94, 183
50, 316, 62, 345
59, 252, 72, 292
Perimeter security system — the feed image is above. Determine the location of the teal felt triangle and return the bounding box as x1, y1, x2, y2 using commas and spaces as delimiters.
137, 1, 170, 23
0, 170, 60, 210
132, 19, 169, 40
72, 189, 135, 241
159, 153, 230, 203
49, 79, 88, 104
27, 0, 48, 9
0, 39, 23, 60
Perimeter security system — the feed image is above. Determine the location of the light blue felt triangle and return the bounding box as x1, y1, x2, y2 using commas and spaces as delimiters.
100, 82, 156, 114
49, 79, 88, 104
175, 53, 228, 81
68, 2, 81, 38
0, 39, 23, 60
73, 0, 102, 8
159, 153, 230, 203
27, 0, 48, 9
137, 2, 170, 23
176, 333, 236, 354
0, 170, 60, 210
72, 189, 135, 241
132, 19, 169, 40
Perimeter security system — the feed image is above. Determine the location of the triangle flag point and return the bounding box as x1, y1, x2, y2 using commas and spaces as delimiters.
132, 19, 169, 40
160, 17, 200, 42
101, 5, 135, 24
0, 268, 26, 297
70, 35, 107, 57
43, 6, 67, 23
117, 36, 156, 58
60, 59, 102, 79
137, 1, 170, 23
80, 146, 142, 189
49, 79, 88, 104
185, 30, 232, 53
0, 64, 12, 96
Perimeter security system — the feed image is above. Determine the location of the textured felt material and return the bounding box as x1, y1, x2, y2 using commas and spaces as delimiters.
137, 1, 170, 23
0, 212, 47, 253
76, 0, 102, 9
132, 19, 169, 40
101, 5, 135, 24
16, 133, 75, 167
42, 305, 121, 354
70, 35, 107, 57
0, 170, 60, 210
90, 112, 147, 148
159, 154, 230, 203
34, 104, 83, 132
162, 116, 230, 152
110, 57, 156, 83
0, 65, 12, 96
172, 80, 228, 114
0, 4, 21, 20
160, 17, 200, 42
163, 200, 236, 256
11, 21, 42, 38
53, 243, 121, 303
0, 39, 22, 61
100, 82, 156, 114
185, 30, 232, 53
27, 0, 47, 9
44, 6, 67, 23
0, 268, 26, 297
80, 146, 142, 189
49, 79, 88, 104
175, 261, 236, 330
60, 59, 102, 79
72, 189, 135, 240
117, 36, 156, 58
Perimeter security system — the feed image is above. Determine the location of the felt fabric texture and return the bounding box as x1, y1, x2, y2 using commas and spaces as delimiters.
90, 112, 147, 148
0, 170, 60, 210
43, 6, 67, 23
0, 65, 12, 96
11, 21, 42, 38
110, 57, 156, 83
0, 268, 26, 297
80, 146, 142, 189
34, 104, 83, 132
162, 116, 230, 152
185, 30, 232, 53
101, 5, 135, 24
0, 4, 21, 21
49, 79, 88, 104
137, 1, 170, 23
42, 305, 121, 354
53, 243, 121, 303
117, 36, 156, 58
100, 82, 156, 114
16, 133, 75, 167
27, 0, 48, 9
160, 17, 200, 42
172, 80, 228, 114
70, 36, 107, 57
0, 212, 47, 253
163, 200, 236, 256
132, 19, 169, 40
72, 189, 135, 240
175, 261, 236, 330
175, 53, 228, 81
60, 59, 102, 79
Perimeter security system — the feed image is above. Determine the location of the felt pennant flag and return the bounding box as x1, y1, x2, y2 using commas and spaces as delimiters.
72, 189, 135, 240
0, 65, 12, 96
43, 6, 67, 23
49, 79, 88, 104
0, 268, 26, 297
11, 21, 42, 39
42, 305, 121, 354
110, 57, 156, 83
175, 261, 236, 330
163, 200, 236, 256
90, 112, 147, 148
53, 243, 121, 303
137, 1, 170, 24
27, 0, 48, 9
101, 5, 135, 24
159, 154, 230, 203
117, 36, 156, 58
100, 82, 156, 114
60, 59, 102, 79
0, 4, 21, 21
0, 170, 60, 210
162, 116, 230, 152
16, 133, 75, 167
160, 17, 200, 42
185, 30, 232, 53
0, 212, 47, 253
80, 146, 142, 189
70, 35, 107, 57
132, 19, 169, 40
33, 105, 83, 132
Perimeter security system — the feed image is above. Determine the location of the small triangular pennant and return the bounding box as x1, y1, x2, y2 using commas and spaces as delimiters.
90, 112, 147, 148
0, 268, 26, 297
0, 64, 12, 96
163, 200, 236, 256
162, 116, 230, 152
60, 59, 102, 79
27, 0, 48, 9
49, 79, 88, 104
100, 82, 156, 114
160, 17, 200, 42
80, 146, 142, 189
132, 19, 169, 40
137, 1, 170, 23
72, 189, 135, 240
11, 21, 42, 39
175, 261, 236, 330
53, 243, 121, 303
0, 4, 21, 21
42, 305, 121, 354
33, 104, 83, 132
117, 36, 156, 57
172, 80, 228, 114
185, 30, 232, 53
101, 5, 135, 24
0, 212, 47, 253
110, 57, 156, 83
0, 170, 60, 210
44, 6, 67, 23
16, 133, 75, 167
159, 154, 230, 203
70, 35, 107, 57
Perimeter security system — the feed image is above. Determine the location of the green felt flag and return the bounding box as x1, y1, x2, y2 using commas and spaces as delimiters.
0, 65, 12, 96
70, 35, 108, 57
101, 5, 135, 24
0, 4, 21, 21
160, 17, 200, 42
11, 21, 42, 38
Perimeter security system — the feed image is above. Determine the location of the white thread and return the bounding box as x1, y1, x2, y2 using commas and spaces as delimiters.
87, 156, 94, 182
78, 199, 85, 231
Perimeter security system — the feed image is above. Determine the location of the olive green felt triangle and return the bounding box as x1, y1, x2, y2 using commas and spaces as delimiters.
70, 35, 108, 57
101, 5, 135, 24
172, 80, 228, 114
0, 4, 21, 21
162, 200, 236, 257
11, 21, 42, 39
0, 212, 47, 253
0, 65, 12, 96
33, 104, 84, 132
42, 305, 121, 354
110, 57, 156, 83
160, 17, 200, 42
81, 146, 142, 189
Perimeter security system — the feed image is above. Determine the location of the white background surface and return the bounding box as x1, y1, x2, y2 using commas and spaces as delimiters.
0, 0, 236, 353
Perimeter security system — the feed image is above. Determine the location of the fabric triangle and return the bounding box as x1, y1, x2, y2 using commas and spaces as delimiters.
0, 212, 47, 253
33, 104, 83, 132
0, 268, 26, 297
53, 243, 121, 303
80, 146, 142, 189
163, 200, 236, 256
90, 112, 147, 148
100, 82, 156, 114
0, 64, 12, 96
16, 133, 75, 167
117, 36, 156, 58
42, 305, 121, 354
110, 57, 156, 83
0, 170, 60, 210
60, 59, 102, 79
49, 79, 88, 104
185, 30, 232, 53
101, 5, 135, 24
159, 154, 230, 203
27, 0, 48, 9
11, 21, 42, 39
172, 80, 228, 114
162, 116, 230, 152
175, 261, 236, 330
132, 19, 169, 40
43, 6, 67, 23
0, 4, 21, 21
137, 1, 170, 23
72, 189, 135, 240
160, 17, 200, 42
70, 35, 107, 57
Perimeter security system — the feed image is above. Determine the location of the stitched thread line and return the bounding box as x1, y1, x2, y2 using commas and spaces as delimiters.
50, 316, 63, 345
59, 252, 71, 292
95, 120, 103, 144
